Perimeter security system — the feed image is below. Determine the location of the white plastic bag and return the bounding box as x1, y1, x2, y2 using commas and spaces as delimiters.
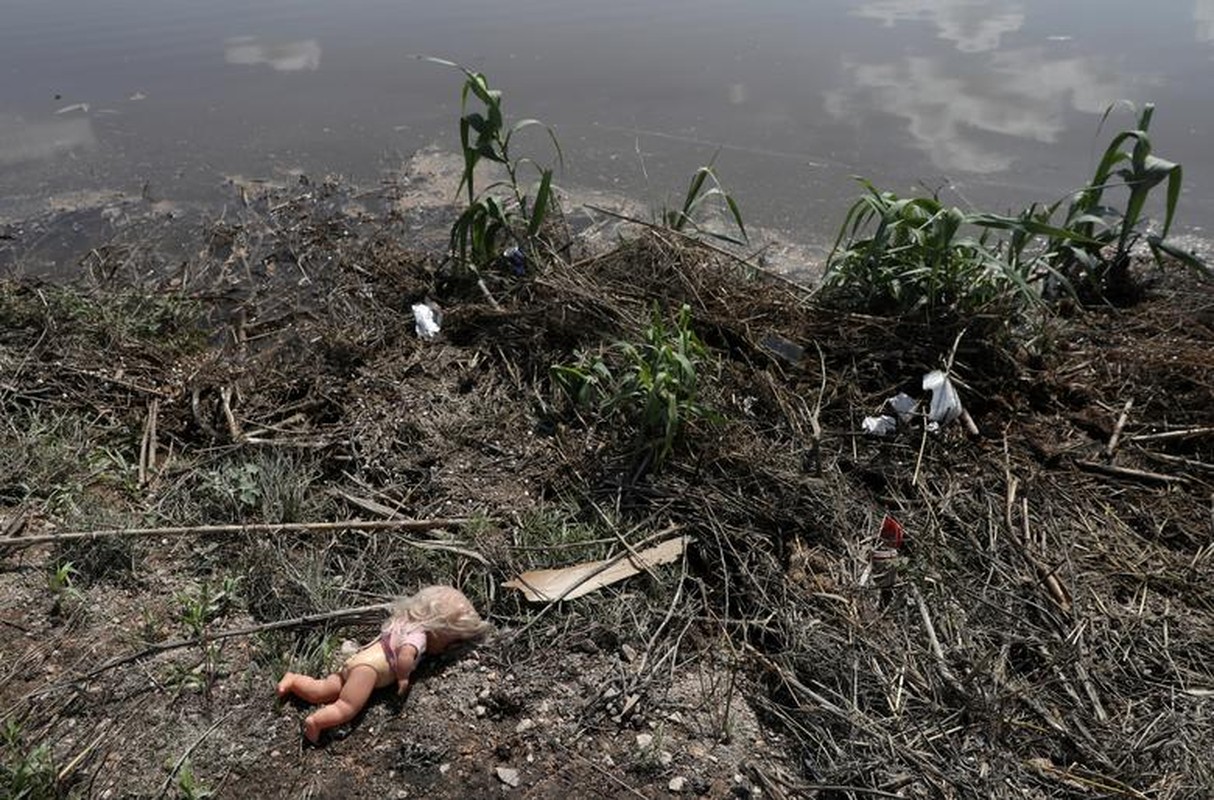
922, 370, 962, 426
888, 392, 917, 424
411, 302, 441, 340
862, 415, 898, 437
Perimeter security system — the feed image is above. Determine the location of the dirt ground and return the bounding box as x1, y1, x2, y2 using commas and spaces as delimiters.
2, 178, 1212, 799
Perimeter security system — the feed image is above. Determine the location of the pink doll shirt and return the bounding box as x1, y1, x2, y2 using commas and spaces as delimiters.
381, 627, 427, 677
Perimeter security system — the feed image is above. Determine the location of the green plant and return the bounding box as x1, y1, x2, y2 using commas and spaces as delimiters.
430, 59, 561, 274
825, 106, 1208, 317
824, 182, 1031, 316
174, 760, 214, 800
172, 578, 237, 696
553, 304, 716, 469
514, 506, 612, 568
253, 629, 338, 686
1043, 103, 1207, 301
47, 561, 83, 618
176, 578, 238, 638
1, 720, 58, 800
663, 162, 748, 246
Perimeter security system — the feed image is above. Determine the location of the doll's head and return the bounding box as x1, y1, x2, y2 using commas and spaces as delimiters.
384, 585, 490, 653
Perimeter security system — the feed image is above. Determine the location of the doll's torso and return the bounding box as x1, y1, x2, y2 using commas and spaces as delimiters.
341, 628, 428, 688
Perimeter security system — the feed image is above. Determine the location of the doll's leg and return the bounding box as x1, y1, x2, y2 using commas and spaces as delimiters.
303, 665, 378, 743
277, 672, 343, 703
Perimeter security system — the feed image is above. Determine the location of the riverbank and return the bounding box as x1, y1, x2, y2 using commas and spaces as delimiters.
2, 177, 1212, 799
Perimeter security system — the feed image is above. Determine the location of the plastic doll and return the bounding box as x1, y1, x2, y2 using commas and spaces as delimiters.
276, 585, 490, 743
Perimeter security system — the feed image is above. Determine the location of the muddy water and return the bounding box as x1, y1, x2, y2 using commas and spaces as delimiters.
2, 0, 1213, 259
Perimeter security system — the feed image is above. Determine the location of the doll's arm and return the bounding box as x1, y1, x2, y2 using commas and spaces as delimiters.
392, 645, 419, 694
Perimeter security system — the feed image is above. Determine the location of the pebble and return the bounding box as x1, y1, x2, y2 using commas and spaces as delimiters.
669, 776, 686, 793
495, 767, 521, 788
635, 733, 653, 750
475, 705, 487, 717
515, 718, 535, 733
658, 751, 673, 767
439, 763, 450, 775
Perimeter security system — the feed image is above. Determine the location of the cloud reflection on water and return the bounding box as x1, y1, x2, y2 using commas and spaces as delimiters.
224, 37, 321, 72
825, 49, 1128, 173
0, 114, 97, 165
1196, 0, 1214, 43
854, 0, 1025, 53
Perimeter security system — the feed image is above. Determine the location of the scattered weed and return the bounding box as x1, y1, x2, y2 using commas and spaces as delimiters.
252, 629, 339, 687
176, 578, 239, 638
514, 506, 612, 567
1, 720, 59, 800
553, 304, 717, 470
198, 451, 327, 524
53, 530, 139, 588
46, 561, 84, 620
173, 760, 214, 800
0, 283, 203, 356
171, 578, 238, 696
0, 408, 94, 515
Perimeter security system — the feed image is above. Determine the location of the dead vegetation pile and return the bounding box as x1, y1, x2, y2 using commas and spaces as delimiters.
1, 182, 1212, 798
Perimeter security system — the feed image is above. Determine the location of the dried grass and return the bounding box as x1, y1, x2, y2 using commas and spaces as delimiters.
1, 183, 1211, 798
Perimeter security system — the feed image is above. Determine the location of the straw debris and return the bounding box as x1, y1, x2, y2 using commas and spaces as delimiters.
1, 181, 1211, 798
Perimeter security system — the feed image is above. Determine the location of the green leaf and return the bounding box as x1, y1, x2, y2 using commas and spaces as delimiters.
526, 169, 553, 239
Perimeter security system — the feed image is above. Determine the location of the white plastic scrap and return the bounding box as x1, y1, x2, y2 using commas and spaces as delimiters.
887, 392, 917, 423
922, 370, 962, 427
411, 302, 441, 340
862, 415, 898, 437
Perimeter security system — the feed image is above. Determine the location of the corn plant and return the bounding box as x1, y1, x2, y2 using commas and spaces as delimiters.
553, 304, 716, 469
663, 163, 748, 246
825, 106, 1206, 315
1042, 103, 1207, 300
427, 59, 561, 274
822, 181, 1082, 317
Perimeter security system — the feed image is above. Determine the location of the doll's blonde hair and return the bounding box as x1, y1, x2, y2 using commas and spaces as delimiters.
384, 585, 490, 641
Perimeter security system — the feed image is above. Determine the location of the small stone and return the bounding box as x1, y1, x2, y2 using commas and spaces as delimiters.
475, 705, 487, 717
439, 763, 451, 775
658, 751, 673, 767
635, 733, 654, 750
515, 718, 535, 733
621, 643, 638, 662
495, 767, 521, 788
669, 776, 686, 793
270, 750, 280, 758
395, 790, 408, 799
